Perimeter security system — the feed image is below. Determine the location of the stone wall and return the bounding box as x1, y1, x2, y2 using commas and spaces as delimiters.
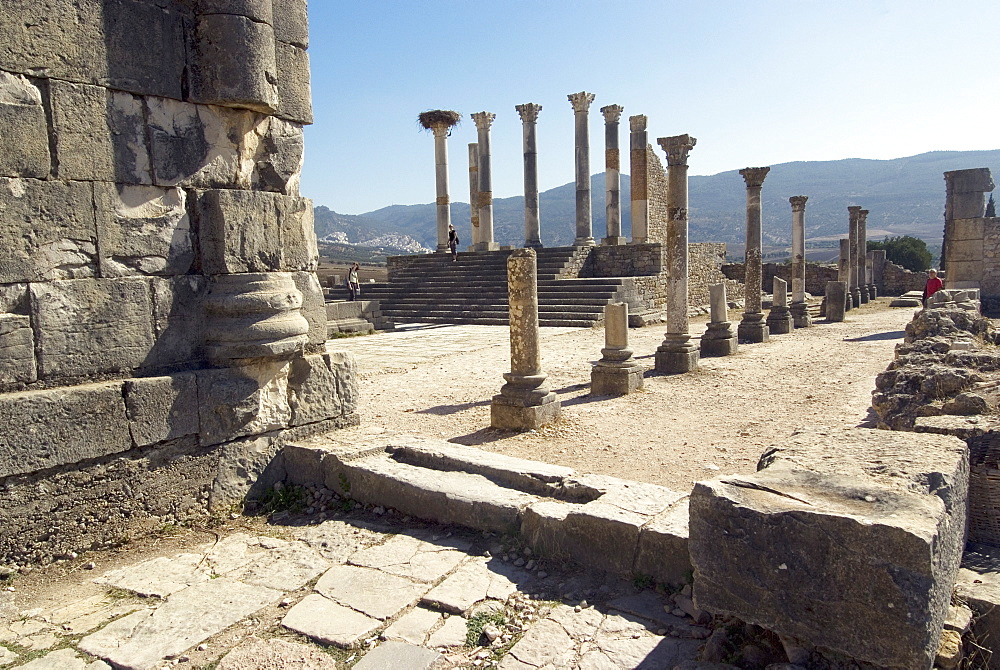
0, 0, 355, 567
882, 260, 930, 296
723, 262, 839, 297
645, 145, 669, 244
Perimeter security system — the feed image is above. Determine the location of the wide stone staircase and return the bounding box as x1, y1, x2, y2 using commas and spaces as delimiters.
361, 247, 630, 327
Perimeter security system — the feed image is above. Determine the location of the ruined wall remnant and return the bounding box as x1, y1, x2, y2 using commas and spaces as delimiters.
0, 0, 356, 567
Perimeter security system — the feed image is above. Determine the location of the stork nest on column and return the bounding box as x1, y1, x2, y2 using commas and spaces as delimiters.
418, 109, 461, 130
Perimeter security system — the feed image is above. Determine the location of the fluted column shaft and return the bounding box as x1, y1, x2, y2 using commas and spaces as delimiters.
789, 195, 811, 328
738, 167, 771, 343
472, 112, 498, 252
629, 115, 648, 244
516, 104, 543, 249
858, 209, 870, 303
467, 143, 479, 250
848, 206, 861, 307
568, 92, 596, 246
431, 125, 451, 252
838, 237, 853, 311
601, 105, 624, 245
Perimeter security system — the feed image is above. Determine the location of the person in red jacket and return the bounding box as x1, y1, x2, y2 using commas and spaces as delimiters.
922, 268, 943, 306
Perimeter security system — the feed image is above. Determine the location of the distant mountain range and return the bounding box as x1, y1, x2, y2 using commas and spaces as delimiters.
314, 150, 1000, 259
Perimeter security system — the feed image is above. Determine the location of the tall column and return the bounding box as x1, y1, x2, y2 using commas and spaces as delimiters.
838, 238, 853, 311
601, 104, 625, 246
858, 208, 870, 304
848, 206, 862, 308
789, 195, 811, 327
472, 112, 499, 252
516, 103, 543, 249
629, 115, 649, 244
591, 303, 642, 395
654, 134, 699, 374
701, 283, 738, 357
490, 249, 560, 430
737, 167, 771, 343
568, 91, 596, 246
467, 143, 479, 251
431, 125, 452, 252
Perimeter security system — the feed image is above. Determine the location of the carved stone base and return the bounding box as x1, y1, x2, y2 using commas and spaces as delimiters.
859, 289, 870, 304
491, 393, 560, 430
573, 237, 596, 247
524, 240, 544, 250
591, 363, 643, 395
654, 335, 699, 374
738, 313, 769, 343
602, 236, 627, 246
472, 242, 501, 252
852, 289, 863, 308
766, 306, 793, 334
790, 302, 812, 328
868, 285, 878, 300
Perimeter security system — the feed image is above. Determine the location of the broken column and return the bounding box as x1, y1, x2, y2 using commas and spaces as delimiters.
471, 111, 499, 252
839, 237, 853, 311
601, 104, 625, 246
943, 168, 995, 287
516, 103, 543, 249
766, 277, 793, 335
789, 195, 811, 327
491, 248, 560, 430
825, 281, 847, 322
871, 248, 886, 295
654, 134, 699, 374
629, 115, 649, 244
848, 206, 862, 309
701, 283, 738, 357
568, 91, 596, 246
858, 209, 870, 304
738, 167, 771, 343
866, 251, 876, 300
418, 111, 460, 253
591, 303, 642, 395
467, 143, 480, 251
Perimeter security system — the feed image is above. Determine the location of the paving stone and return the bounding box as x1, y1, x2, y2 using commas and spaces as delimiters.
501, 618, 576, 668
215, 637, 338, 670
233, 540, 329, 592
0, 618, 51, 642
0, 646, 16, 665
79, 578, 282, 670
95, 553, 210, 598
46, 594, 141, 635
348, 533, 469, 584
381, 607, 441, 645
546, 603, 604, 640
353, 641, 442, 670
294, 520, 387, 563
606, 591, 687, 630
426, 614, 468, 649
281, 594, 380, 649
420, 559, 519, 615
314, 564, 427, 621
592, 633, 700, 669
11, 648, 111, 669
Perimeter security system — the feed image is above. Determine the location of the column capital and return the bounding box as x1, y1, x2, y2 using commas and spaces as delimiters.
847, 205, 861, 222
789, 195, 808, 211
515, 103, 542, 124
739, 166, 770, 188
859, 209, 869, 222
430, 124, 450, 138
471, 111, 496, 131
629, 115, 647, 132
568, 91, 596, 113
657, 134, 697, 167
600, 104, 624, 124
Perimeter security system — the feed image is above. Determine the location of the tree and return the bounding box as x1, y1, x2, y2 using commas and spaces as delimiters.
987, 194, 996, 218
868, 235, 932, 272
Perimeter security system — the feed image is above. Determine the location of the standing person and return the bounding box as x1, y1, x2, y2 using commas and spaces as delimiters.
348, 262, 361, 301
448, 224, 460, 261
922, 268, 943, 306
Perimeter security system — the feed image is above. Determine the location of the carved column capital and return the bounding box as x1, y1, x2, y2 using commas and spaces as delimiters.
629, 115, 647, 132
601, 104, 624, 124
789, 195, 808, 211
568, 91, 595, 113
859, 209, 869, 222
471, 111, 496, 131
430, 124, 450, 138
847, 205, 861, 222
658, 134, 697, 167
739, 166, 770, 188
515, 103, 542, 124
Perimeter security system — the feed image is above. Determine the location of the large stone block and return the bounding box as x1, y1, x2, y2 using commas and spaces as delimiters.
95, 183, 193, 277
190, 14, 279, 113
30, 278, 155, 378
281, 198, 318, 271
273, 0, 309, 48
0, 0, 106, 84
149, 275, 207, 370
947, 237, 985, 263
196, 0, 273, 23
98, 0, 188, 100
197, 362, 292, 447
275, 41, 312, 124
0, 283, 28, 314
0, 71, 49, 178
689, 428, 968, 669
0, 313, 36, 384
124, 373, 200, 448
251, 117, 304, 194
196, 189, 282, 273
0, 381, 131, 478
287, 352, 352, 427
949, 218, 986, 243
0, 178, 98, 282
291, 271, 326, 345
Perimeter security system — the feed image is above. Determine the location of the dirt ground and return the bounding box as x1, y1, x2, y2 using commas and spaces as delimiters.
335, 298, 915, 494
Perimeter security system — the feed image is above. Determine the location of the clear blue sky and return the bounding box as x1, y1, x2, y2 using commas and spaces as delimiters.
302, 1, 1000, 215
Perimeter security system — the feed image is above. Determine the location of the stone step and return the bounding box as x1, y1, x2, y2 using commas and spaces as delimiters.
281, 438, 691, 585
328, 318, 375, 336
376, 311, 599, 327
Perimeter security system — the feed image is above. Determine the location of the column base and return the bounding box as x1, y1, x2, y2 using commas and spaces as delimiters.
591, 362, 643, 395
473, 242, 501, 252
573, 237, 596, 247
654, 334, 699, 374
852, 289, 863, 307
790, 302, 812, 328
436, 244, 449, 253
629, 237, 648, 245
859, 290, 870, 304
868, 285, 877, 300
491, 393, 561, 431
738, 313, 770, 343
602, 236, 627, 246
700, 321, 738, 357
766, 306, 793, 334
524, 240, 544, 250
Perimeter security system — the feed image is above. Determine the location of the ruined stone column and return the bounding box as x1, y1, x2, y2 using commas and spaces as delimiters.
825, 281, 847, 322
738, 167, 771, 343
472, 111, 499, 252
701, 283, 738, 357
789, 195, 811, 328
839, 237, 853, 311
866, 251, 876, 299
601, 104, 625, 246
516, 103, 543, 249
848, 206, 862, 309
629, 115, 649, 244
871, 248, 887, 295
491, 248, 560, 430
654, 134, 699, 373
568, 91, 596, 246
766, 277, 793, 334
858, 209, 870, 304
467, 143, 480, 251
591, 302, 642, 395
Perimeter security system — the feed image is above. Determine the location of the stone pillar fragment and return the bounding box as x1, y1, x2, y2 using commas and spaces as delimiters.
472, 112, 499, 252
871, 249, 887, 295
491, 249, 560, 430
838, 238, 853, 311
591, 303, 642, 395
825, 281, 847, 322
766, 277, 793, 334
866, 251, 876, 299
848, 206, 862, 308
654, 134, 699, 374
701, 283, 738, 357
629, 115, 649, 244
432, 125, 452, 252
858, 209, 870, 304
467, 143, 480, 251
601, 105, 625, 246
516, 103, 543, 249
737, 167, 771, 343
789, 195, 811, 328
568, 92, 596, 246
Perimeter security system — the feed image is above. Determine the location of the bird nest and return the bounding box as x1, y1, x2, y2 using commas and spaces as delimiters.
418, 110, 461, 130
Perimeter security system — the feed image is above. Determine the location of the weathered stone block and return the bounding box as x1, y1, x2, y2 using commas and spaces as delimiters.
273, 0, 309, 48
99, 0, 188, 100
0, 71, 49, 178
947, 237, 985, 263
149, 275, 207, 369
291, 271, 326, 345
633, 498, 690, 587
197, 362, 292, 447
124, 373, 200, 448
0, 0, 106, 85
30, 278, 155, 378
0, 313, 36, 384
275, 41, 312, 124
0, 178, 97, 282
949, 218, 986, 242
190, 14, 279, 113
252, 117, 304, 194
288, 353, 350, 426
0, 381, 130, 478
209, 432, 287, 508
0, 283, 28, 313
689, 428, 968, 669
281, 198, 318, 271
196, 189, 282, 274
196, 0, 273, 23
95, 183, 193, 276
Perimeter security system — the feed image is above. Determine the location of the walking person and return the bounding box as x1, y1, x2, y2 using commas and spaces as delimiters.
448, 224, 459, 261
348, 262, 361, 301
922, 268, 943, 306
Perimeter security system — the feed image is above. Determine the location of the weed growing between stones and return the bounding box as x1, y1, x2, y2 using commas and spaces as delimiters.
465, 609, 508, 647
248, 483, 307, 517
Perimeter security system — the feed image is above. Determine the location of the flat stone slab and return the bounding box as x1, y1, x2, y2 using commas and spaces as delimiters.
231, 539, 329, 592
381, 607, 441, 645
10, 648, 110, 669
890, 298, 922, 307
79, 578, 282, 670
215, 637, 339, 670
95, 553, 211, 598
353, 641, 442, 670
314, 564, 427, 621
420, 559, 520, 615
348, 533, 469, 584
425, 614, 467, 649
281, 594, 380, 649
